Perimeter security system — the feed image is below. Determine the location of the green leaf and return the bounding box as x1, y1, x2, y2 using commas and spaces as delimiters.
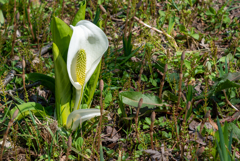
223, 122, 229, 150
162, 90, 178, 102
190, 33, 199, 40
186, 85, 193, 102
188, 0, 193, 7
219, 72, 240, 82
171, 0, 180, 12
184, 60, 191, 70
71, 0, 86, 26
217, 117, 228, 161
0, 0, 8, 4
123, 32, 133, 57
93, 7, 100, 25
209, 7, 216, 15
0, 10, 4, 24
166, 72, 179, 83
82, 61, 102, 107
50, 16, 73, 62
214, 79, 240, 93
119, 91, 168, 109
216, 140, 224, 161
104, 91, 112, 107
227, 122, 240, 141
228, 130, 233, 160
154, 62, 165, 73
74, 137, 84, 151
100, 144, 104, 161
195, 72, 240, 100
167, 15, 175, 35
27, 73, 55, 93
145, 117, 151, 125
53, 43, 71, 125
179, 24, 187, 33
9, 102, 46, 121
118, 46, 141, 66
0, 65, 6, 77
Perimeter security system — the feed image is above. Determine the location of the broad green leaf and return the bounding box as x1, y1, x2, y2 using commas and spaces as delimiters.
53, 43, 71, 125
214, 79, 240, 93
184, 60, 191, 70
27, 73, 55, 93
195, 72, 240, 100
9, 102, 46, 121
209, 7, 216, 15
205, 10, 215, 16
119, 91, 168, 110
71, 0, 86, 26
219, 72, 240, 82
228, 122, 240, 142
190, 33, 199, 40
82, 61, 101, 107
50, 16, 73, 62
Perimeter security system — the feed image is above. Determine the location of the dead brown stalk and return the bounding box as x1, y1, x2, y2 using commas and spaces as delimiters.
97, 80, 104, 151
135, 98, 143, 142
159, 64, 168, 99
150, 111, 156, 150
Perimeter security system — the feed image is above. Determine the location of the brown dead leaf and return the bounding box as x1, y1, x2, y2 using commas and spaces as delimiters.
102, 126, 121, 143
107, 142, 117, 149
220, 111, 240, 123
189, 120, 200, 131
144, 148, 176, 161
208, 117, 218, 130
196, 146, 205, 157
189, 131, 206, 146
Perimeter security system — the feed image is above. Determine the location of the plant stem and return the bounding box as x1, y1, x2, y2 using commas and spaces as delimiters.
150, 111, 155, 150
159, 64, 168, 99
98, 80, 104, 151
135, 98, 143, 142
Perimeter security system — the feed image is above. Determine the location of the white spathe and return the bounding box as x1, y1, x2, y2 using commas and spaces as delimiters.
66, 20, 108, 130
66, 109, 104, 130
67, 20, 108, 110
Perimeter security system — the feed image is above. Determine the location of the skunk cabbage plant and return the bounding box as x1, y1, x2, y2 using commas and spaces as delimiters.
67, 20, 108, 111
9, 6, 108, 131
65, 20, 108, 130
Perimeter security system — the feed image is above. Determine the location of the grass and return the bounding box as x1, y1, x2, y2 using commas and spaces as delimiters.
1, 0, 240, 160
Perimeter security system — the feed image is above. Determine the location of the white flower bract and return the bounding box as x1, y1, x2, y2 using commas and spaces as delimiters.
66, 20, 108, 130
67, 20, 108, 110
